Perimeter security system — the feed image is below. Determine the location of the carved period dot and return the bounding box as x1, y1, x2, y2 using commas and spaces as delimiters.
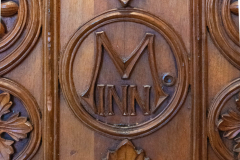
162, 73, 176, 87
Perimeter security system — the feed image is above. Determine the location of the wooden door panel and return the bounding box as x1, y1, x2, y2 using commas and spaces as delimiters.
59, 0, 191, 159
0, 0, 239, 159
0, 0, 42, 159
207, 0, 240, 159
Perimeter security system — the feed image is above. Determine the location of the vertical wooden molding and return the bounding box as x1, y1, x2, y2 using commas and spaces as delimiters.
43, 0, 59, 159
191, 0, 208, 159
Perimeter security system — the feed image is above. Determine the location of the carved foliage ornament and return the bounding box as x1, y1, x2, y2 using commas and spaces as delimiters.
103, 139, 150, 160
0, 78, 41, 160
208, 79, 240, 159
0, 92, 32, 160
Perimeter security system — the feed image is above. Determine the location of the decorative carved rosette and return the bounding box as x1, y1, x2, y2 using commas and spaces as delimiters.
208, 79, 240, 160
0, 0, 41, 75
207, 0, 240, 69
0, 78, 41, 160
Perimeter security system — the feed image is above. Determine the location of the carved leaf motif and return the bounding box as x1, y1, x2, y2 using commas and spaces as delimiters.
230, 1, 239, 15
0, 113, 33, 141
104, 139, 150, 160
218, 110, 240, 139
0, 138, 14, 160
218, 95, 240, 158
0, 92, 33, 160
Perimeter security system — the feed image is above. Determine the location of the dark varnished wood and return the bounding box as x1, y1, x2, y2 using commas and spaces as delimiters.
1, 0, 239, 159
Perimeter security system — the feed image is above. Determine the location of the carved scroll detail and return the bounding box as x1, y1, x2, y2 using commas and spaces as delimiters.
103, 139, 150, 160
0, 92, 32, 160
218, 93, 240, 159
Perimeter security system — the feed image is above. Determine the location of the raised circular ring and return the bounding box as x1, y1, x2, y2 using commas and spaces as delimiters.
0, 0, 41, 75
0, 78, 41, 160
222, 0, 239, 46
60, 8, 189, 139
208, 0, 240, 69
208, 78, 240, 160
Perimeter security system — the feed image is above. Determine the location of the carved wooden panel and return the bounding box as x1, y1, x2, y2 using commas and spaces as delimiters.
0, 0, 41, 75
59, 1, 189, 139
2, 0, 239, 159
208, 0, 240, 68
207, 0, 240, 159
0, 0, 43, 159
208, 79, 240, 159
0, 78, 41, 160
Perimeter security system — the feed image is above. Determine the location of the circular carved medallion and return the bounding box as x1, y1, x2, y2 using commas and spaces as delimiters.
60, 8, 188, 139
0, 78, 41, 159
208, 0, 240, 69
0, 0, 41, 75
208, 79, 240, 160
